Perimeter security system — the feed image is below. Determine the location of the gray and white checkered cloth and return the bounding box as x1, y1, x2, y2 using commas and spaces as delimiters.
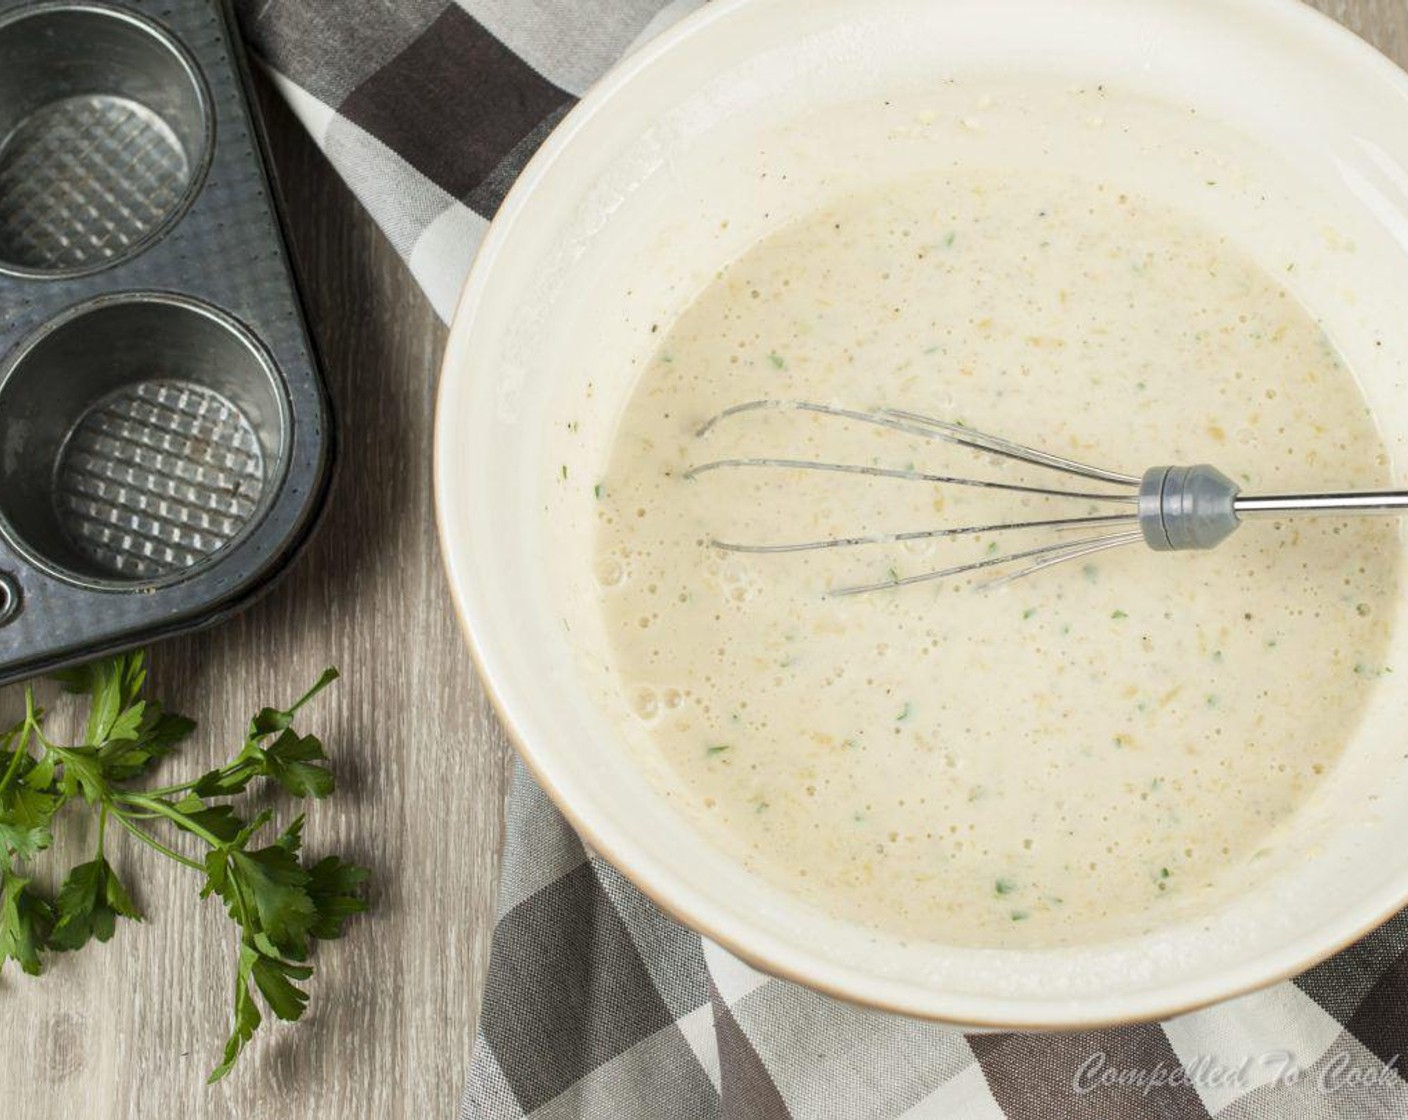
236, 2, 1408, 1116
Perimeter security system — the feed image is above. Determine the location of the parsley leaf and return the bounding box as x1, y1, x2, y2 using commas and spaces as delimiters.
252, 953, 313, 1021
49, 856, 142, 951
0, 869, 54, 975
306, 856, 371, 940
209, 945, 264, 1083
230, 845, 318, 956
191, 672, 338, 801
262, 730, 335, 799
249, 668, 340, 738
54, 652, 195, 782
0, 780, 59, 859
0, 818, 51, 860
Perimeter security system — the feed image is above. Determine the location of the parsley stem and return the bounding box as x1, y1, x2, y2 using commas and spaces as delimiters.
97, 804, 107, 859
138, 779, 199, 798
227, 871, 257, 946
0, 692, 41, 799
288, 668, 339, 716
117, 793, 224, 848
0, 722, 27, 797
23, 688, 49, 747
110, 811, 204, 872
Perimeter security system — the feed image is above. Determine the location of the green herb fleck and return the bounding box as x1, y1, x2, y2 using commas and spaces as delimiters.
1022, 608, 1037, 620
1010, 910, 1030, 922
767, 351, 786, 370
706, 744, 731, 757
1111, 609, 1127, 620
994, 878, 1017, 896
560, 464, 568, 480
593, 483, 603, 500
1357, 603, 1372, 617
1082, 563, 1098, 583
896, 702, 913, 722
986, 541, 1000, 556
943, 231, 957, 248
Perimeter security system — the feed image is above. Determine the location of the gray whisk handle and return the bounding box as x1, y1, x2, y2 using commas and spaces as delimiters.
1138, 465, 1242, 552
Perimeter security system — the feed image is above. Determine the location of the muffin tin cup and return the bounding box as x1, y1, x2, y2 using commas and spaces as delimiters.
0, 0, 332, 683
0, 3, 213, 278
0, 294, 290, 586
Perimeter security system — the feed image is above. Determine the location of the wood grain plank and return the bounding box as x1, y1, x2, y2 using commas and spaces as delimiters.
1312, 0, 1408, 60
1, 3, 1404, 1116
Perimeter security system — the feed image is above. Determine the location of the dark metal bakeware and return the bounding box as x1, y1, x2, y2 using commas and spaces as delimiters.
0, 0, 333, 684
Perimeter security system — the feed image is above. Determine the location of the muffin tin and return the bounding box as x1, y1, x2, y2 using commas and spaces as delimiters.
0, 0, 332, 684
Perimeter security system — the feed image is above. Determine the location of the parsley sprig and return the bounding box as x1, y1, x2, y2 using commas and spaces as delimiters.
0, 652, 368, 1082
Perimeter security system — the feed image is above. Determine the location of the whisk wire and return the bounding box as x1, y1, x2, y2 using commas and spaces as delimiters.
876, 407, 1140, 486
683, 456, 1140, 505
689, 400, 1148, 586
978, 531, 1146, 591
694, 400, 1138, 486
709, 512, 1139, 555
830, 530, 1144, 596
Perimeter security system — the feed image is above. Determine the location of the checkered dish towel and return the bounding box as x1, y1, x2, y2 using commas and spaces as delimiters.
238, 2, 1408, 1117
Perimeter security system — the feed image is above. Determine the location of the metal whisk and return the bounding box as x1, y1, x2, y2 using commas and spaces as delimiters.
684, 400, 1408, 596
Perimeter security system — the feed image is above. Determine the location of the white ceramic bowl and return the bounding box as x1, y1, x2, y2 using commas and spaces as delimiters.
436, 0, 1408, 1028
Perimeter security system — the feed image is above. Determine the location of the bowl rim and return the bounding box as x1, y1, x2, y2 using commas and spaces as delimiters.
434, 0, 1408, 1028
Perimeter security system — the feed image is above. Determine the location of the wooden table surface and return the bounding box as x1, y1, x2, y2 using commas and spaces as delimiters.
2, 3, 1406, 1116
1, 71, 510, 1120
